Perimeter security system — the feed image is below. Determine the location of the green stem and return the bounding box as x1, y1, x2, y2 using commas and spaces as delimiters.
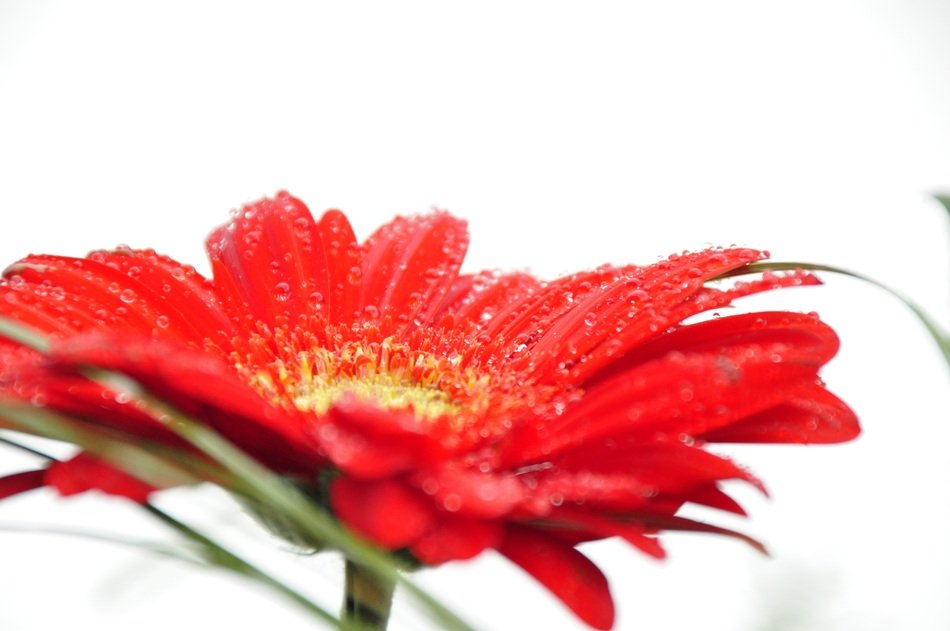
343, 559, 396, 630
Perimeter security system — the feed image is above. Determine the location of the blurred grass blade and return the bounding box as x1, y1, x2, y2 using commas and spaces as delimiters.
143, 504, 357, 630
0, 318, 49, 353
0, 403, 211, 489
933, 193, 950, 216
100, 374, 475, 631
0, 521, 204, 565
717, 262, 950, 367
0, 316, 474, 631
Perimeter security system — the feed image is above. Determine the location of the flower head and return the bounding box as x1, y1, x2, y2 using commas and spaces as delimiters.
0, 192, 859, 629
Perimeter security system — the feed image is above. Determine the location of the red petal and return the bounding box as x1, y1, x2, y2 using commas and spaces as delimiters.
82, 248, 236, 343
410, 466, 524, 518
360, 212, 468, 333
543, 440, 765, 497
550, 508, 667, 559
571, 268, 820, 385
330, 477, 436, 550
322, 398, 453, 478
498, 525, 615, 630
49, 333, 323, 474
503, 347, 818, 466
4, 252, 226, 343
702, 384, 860, 443
315, 209, 362, 325
45, 453, 154, 502
526, 248, 766, 382
585, 311, 839, 388
409, 517, 502, 565
206, 193, 361, 331
0, 469, 46, 500
438, 271, 541, 338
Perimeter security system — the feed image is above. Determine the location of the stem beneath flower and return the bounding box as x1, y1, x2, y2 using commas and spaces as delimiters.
343, 558, 396, 630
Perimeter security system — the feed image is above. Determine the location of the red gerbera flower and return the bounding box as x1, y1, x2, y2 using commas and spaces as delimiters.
0, 192, 859, 629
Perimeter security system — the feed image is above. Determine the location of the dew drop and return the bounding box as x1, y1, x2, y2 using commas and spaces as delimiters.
442, 494, 462, 512
347, 267, 362, 285
155, 315, 170, 329
274, 282, 291, 302
119, 288, 136, 304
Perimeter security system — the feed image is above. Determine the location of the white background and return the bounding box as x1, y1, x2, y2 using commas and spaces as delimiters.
0, 2, 948, 630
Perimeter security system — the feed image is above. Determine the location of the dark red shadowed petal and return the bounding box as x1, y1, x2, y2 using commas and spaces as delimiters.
48, 333, 324, 474
410, 466, 525, 518
330, 477, 436, 550
0, 345, 181, 447
544, 440, 766, 496
206, 193, 362, 332
360, 212, 469, 332
45, 453, 153, 502
322, 398, 455, 479
684, 484, 748, 516
702, 384, 859, 443
0, 469, 46, 500
409, 516, 503, 565
498, 525, 615, 630
549, 508, 667, 559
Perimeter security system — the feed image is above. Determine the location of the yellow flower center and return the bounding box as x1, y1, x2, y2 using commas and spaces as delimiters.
240, 335, 491, 423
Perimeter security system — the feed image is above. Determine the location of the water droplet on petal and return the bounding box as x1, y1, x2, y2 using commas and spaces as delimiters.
274, 282, 291, 302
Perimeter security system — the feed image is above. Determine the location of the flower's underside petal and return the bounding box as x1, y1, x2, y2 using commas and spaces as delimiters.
322, 399, 455, 478
330, 477, 436, 550
498, 525, 615, 630
410, 466, 525, 518
206, 193, 362, 333
524, 441, 765, 505
683, 483, 748, 515
0, 346, 173, 444
409, 516, 503, 565
360, 212, 469, 333
3, 250, 231, 346
45, 453, 154, 502
0, 469, 46, 500
48, 333, 323, 474
547, 508, 667, 559
701, 384, 859, 443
